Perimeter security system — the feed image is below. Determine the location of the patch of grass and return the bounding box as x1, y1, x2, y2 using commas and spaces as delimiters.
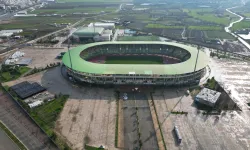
145, 24, 184, 29
114, 91, 119, 147
85, 144, 105, 150
105, 55, 163, 64
30, 95, 69, 137
0, 121, 27, 150
0, 66, 31, 82
204, 77, 217, 90
118, 36, 159, 41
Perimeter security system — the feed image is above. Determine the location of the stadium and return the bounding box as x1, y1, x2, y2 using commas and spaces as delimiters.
62, 41, 209, 85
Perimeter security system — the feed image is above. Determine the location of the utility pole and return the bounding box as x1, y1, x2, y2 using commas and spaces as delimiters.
68, 28, 73, 72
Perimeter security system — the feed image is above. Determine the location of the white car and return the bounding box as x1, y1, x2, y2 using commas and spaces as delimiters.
123, 95, 128, 100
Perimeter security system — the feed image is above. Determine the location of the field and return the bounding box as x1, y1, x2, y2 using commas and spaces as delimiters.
117, 36, 160, 41
184, 8, 231, 25
231, 20, 250, 31
32, 7, 116, 14
57, 0, 124, 2
105, 55, 163, 64
204, 31, 235, 40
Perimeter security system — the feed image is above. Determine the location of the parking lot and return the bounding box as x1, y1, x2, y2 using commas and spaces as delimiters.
152, 87, 250, 150
123, 92, 158, 150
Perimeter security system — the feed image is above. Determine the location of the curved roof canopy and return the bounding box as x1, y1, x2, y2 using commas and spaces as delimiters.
62, 41, 209, 75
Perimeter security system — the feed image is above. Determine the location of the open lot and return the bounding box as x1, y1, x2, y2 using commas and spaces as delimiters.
123, 92, 158, 150
152, 87, 250, 150
19, 47, 66, 68
3, 67, 117, 150
41, 67, 117, 150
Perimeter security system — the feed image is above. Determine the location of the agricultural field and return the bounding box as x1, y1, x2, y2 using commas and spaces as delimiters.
145, 24, 184, 29
32, 7, 116, 15
231, 20, 250, 31
183, 8, 233, 25
117, 36, 160, 41
204, 31, 235, 40
105, 55, 164, 64
56, 0, 125, 3
0, 16, 79, 39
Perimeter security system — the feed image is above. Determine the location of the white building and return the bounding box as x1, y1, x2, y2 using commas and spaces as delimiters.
0, 29, 23, 38
195, 88, 221, 107
88, 22, 115, 30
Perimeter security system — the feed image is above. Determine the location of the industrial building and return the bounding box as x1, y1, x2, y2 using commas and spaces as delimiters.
195, 88, 221, 107
88, 22, 115, 29
62, 41, 209, 86
72, 27, 113, 42
0, 29, 23, 38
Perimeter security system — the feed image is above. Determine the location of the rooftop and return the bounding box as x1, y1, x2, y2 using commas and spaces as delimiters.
73, 27, 104, 37
196, 88, 221, 104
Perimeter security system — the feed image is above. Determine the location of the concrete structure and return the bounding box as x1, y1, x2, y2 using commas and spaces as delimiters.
195, 88, 221, 107
88, 22, 115, 30
62, 41, 209, 85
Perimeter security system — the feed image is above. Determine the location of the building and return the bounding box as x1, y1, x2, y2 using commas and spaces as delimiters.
88, 22, 115, 30
62, 41, 209, 85
195, 88, 221, 107
0, 29, 23, 38
72, 27, 104, 39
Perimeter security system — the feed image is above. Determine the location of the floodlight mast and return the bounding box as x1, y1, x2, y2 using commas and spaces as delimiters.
194, 45, 200, 72
68, 28, 73, 73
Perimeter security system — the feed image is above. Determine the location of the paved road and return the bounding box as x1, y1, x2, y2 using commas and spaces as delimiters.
0, 128, 19, 150
0, 91, 58, 150
225, 6, 250, 50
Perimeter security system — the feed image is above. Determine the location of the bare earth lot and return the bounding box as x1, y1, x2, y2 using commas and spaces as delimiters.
152, 88, 250, 150
20, 47, 67, 68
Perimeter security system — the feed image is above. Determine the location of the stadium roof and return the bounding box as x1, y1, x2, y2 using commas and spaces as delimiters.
73, 27, 104, 37
62, 41, 209, 75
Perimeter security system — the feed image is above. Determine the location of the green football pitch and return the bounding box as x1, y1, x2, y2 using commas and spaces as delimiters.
105, 55, 163, 64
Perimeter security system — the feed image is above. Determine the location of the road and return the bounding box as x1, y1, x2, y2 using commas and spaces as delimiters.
0, 128, 19, 150
225, 6, 250, 50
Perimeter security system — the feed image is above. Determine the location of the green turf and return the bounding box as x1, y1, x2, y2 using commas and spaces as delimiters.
105, 55, 163, 64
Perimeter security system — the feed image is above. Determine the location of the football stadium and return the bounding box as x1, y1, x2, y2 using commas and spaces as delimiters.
62, 41, 209, 85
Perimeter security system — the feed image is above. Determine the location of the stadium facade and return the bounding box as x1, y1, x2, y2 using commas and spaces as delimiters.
62, 41, 209, 85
